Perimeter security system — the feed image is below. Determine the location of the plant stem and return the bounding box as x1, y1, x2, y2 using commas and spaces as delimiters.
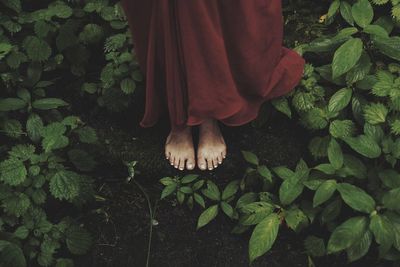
131, 178, 158, 267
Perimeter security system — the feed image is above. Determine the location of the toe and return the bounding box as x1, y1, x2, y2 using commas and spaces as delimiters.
174, 158, 180, 169
217, 154, 223, 164
165, 151, 170, 160
170, 156, 174, 165
206, 158, 213, 170
186, 158, 195, 170
178, 158, 185, 171
212, 157, 219, 168
197, 156, 207, 170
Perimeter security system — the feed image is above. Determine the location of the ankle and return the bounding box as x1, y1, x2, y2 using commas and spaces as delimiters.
170, 124, 192, 135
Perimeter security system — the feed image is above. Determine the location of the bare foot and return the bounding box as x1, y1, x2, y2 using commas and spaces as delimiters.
165, 126, 196, 171
197, 119, 227, 170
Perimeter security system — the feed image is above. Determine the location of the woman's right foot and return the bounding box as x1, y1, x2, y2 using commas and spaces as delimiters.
165, 126, 196, 171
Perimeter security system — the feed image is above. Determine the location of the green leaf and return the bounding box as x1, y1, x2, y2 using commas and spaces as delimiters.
369, 214, 395, 251
32, 98, 69, 110
0, 240, 27, 267
351, 0, 374, 28
26, 113, 43, 142
371, 35, 400, 62
0, 158, 27, 186
75, 126, 98, 144
194, 193, 205, 208
66, 225, 92, 255
241, 151, 259, 165
363, 102, 388, 125
239, 202, 274, 226
271, 97, 292, 118
272, 166, 295, 180
249, 213, 280, 263
0, 98, 27, 111
220, 201, 234, 218
382, 188, 400, 210
120, 78, 136, 94
329, 120, 356, 139
14, 226, 29, 239
328, 88, 353, 113
327, 216, 368, 254
304, 236, 326, 257
332, 38, 363, 79
279, 176, 304, 205
222, 180, 239, 201
181, 174, 199, 184
40, 122, 69, 152
2, 193, 30, 217
160, 183, 177, 199
341, 154, 367, 179
284, 207, 308, 232
379, 170, 400, 189
49, 170, 81, 201
342, 134, 381, 158
328, 138, 343, 169
23, 36, 51, 62
340, 1, 354, 26
346, 230, 372, 262
313, 180, 337, 208
337, 183, 375, 213
197, 204, 219, 229
201, 181, 221, 201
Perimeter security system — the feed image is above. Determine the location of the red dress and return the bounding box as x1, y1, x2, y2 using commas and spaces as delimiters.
120, 0, 305, 128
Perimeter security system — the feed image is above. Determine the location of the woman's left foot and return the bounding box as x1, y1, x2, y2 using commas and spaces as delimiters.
197, 119, 227, 170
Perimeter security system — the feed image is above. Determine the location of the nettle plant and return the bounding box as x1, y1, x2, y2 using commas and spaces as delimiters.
161, 0, 400, 264
0, 0, 129, 266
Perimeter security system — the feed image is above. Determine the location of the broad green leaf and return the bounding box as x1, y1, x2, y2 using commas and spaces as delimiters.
161, 183, 177, 199
327, 216, 368, 254
222, 180, 239, 200
340, 154, 367, 179
271, 97, 292, 118
328, 138, 343, 169
351, 0, 374, 28
49, 170, 81, 201
201, 181, 220, 201
272, 166, 295, 180
328, 88, 352, 113
379, 170, 400, 189
197, 204, 219, 229
372, 35, 400, 61
241, 151, 259, 165
75, 126, 98, 144
279, 176, 304, 205
181, 174, 199, 184
369, 214, 395, 251
248, 213, 280, 263
332, 38, 363, 79
66, 225, 92, 255
26, 113, 43, 142
0, 240, 27, 267
284, 207, 308, 232
239, 202, 274, 226
337, 183, 375, 213
0, 98, 27, 111
313, 180, 337, 208
40, 122, 69, 152
220, 201, 234, 218
321, 198, 342, 224
382, 188, 400, 210
363, 102, 388, 125
304, 235, 326, 257
329, 120, 356, 139
340, 1, 354, 26
0, 158, 27, 186
342, 134, 381, 158
23, 36, 51, 62
346, 230, 372, 262
32, 98, 69, 110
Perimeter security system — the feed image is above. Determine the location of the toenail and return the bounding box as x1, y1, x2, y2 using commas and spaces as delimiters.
200, 164, 206, 169
188, 163, 194, 169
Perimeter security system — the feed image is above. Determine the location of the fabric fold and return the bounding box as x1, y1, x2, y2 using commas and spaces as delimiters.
121, 0, 306, 128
